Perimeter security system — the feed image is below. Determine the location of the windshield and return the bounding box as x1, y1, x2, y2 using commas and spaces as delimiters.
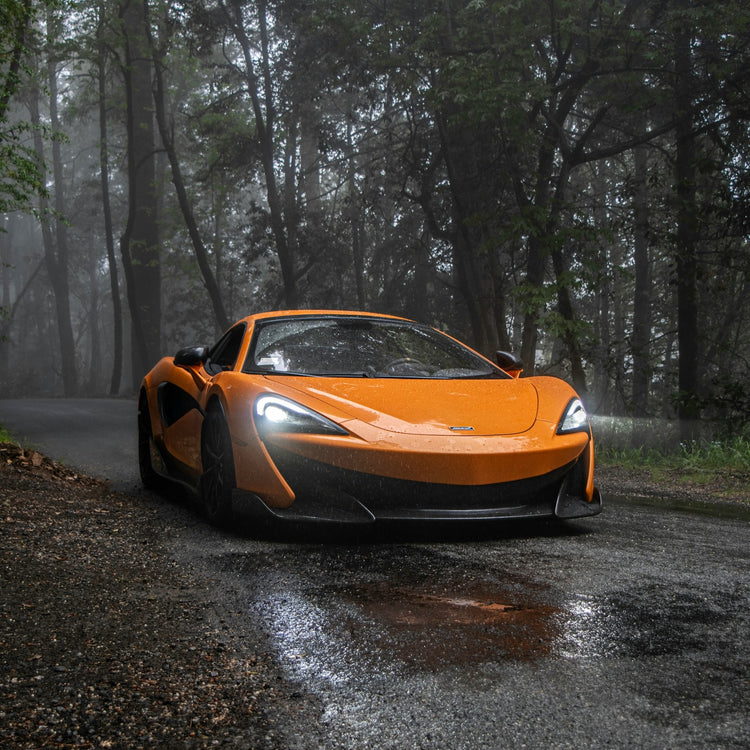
243, 316, 507, 379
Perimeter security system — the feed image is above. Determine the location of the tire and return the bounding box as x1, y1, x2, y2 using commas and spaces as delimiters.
200, 408, 235, 526
138, 395, 161, 489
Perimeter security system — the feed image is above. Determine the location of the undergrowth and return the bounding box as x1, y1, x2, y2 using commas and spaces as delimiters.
598, 435, 750, 475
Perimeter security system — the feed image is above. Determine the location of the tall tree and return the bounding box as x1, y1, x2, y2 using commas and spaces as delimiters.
631, 146, 652, 417
222, 0, 298, 308
148, 2, 229, 332
97, 0, 123, 394
672, 0, 699, 435
27, 12, 77, 396
119, 0, 161, 383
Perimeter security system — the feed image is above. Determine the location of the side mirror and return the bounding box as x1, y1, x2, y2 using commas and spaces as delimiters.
496, 350, 523, 377
174, 346, 208, 367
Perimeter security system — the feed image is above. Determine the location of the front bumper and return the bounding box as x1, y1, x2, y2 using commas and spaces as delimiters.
232, 445, 601, 524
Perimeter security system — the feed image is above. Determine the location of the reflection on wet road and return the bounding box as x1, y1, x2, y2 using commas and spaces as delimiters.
271, 577, 561, 668
196, 499, 750, 749
4, 398, 745, 748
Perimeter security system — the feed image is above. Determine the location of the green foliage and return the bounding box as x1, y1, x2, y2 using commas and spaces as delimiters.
599, 436, 750, 475
0, 0, 59, 216
680, 437, 750, 473
0, 120, 47, 214
0, 0, 33, 89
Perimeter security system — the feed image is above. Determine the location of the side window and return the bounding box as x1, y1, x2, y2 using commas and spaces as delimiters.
206, 325, 245, 374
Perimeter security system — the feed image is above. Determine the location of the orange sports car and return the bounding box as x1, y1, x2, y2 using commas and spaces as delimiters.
138, 310, 601, 526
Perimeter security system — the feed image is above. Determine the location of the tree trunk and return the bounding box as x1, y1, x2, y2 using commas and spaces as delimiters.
517, 131, 558, 375
594, 237, 611, 411
98, 0, 123, 395
227, 0, 297, 308
673, 7, 700, 439
520, 234, 546, 374
631, 146, 652, 417
86, 262, 102, 393
149, 15, 229, 333
29, 58, 77, 396
435, 112, 501, 354
47, 44, 77, 396
120, 0, 161, 385
344, 121, 366, 309
550, 244, 587, 394
210, 179, 229, 316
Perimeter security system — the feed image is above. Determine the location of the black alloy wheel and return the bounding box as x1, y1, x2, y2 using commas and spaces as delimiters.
200, 408, 235, 526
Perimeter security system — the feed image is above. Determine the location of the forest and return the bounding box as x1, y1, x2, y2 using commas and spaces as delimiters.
1, 0, 749, 439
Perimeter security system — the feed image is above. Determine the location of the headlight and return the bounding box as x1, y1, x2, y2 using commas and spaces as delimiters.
557, 398, 590, 435
254, 395, 348, 435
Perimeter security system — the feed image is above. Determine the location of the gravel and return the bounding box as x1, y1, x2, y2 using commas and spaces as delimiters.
596, 462, 749, 507
0, 443, 296, 749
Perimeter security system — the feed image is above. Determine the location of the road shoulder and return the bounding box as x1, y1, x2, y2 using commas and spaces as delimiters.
0, 443, 301, 749
596, 462, 749, 507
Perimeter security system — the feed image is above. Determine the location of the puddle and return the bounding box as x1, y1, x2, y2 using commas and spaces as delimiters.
261, 577, 745, 677
230, 546, 746, 685
337, 580, 560, 666
357, 586, 538, 626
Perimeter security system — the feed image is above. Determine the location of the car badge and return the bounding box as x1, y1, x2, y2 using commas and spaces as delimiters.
449, 426, 475, 431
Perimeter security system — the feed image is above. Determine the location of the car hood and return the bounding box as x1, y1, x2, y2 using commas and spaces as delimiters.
266, 376, 539, 436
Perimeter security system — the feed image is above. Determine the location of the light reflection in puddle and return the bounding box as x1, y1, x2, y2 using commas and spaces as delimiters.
261, 580, 569, 680
557, 587, 734, 659
260, 591, 363, 687
258, 577, 721, 683
556, 595, 610, 659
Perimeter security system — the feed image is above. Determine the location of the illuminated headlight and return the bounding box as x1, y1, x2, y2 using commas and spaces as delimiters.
254, 395, 347, 435
557, 398, 590, 435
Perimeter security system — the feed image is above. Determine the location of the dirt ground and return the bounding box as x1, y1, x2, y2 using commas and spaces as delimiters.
1, 442, 746, 749
0, 444, 300, 749
596, 460, 750, 507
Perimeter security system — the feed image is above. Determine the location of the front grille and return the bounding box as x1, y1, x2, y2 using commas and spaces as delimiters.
264, 443, 570, 517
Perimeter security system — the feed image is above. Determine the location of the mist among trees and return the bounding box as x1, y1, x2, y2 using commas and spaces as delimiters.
2, 0, 749, 436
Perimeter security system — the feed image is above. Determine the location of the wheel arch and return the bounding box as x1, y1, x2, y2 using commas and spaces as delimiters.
202, 391, 230, 428
137, 385, 150, 415
138, 385, 160, 440
201, 392, 234, 469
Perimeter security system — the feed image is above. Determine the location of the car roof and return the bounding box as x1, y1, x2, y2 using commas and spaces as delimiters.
236, 310, 414, 326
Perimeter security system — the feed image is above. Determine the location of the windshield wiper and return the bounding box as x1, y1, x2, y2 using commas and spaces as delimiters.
257, 369, 372, 378
254, 369, 313, 377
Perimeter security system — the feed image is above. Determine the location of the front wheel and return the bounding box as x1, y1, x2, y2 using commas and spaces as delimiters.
200, 409, 235, 527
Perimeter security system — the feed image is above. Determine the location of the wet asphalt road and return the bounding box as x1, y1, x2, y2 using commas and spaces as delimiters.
2, 398, 749, 748
0, 398, 138, 491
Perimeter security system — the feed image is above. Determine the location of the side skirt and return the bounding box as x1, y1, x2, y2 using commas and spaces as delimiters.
149, 437, 201, 498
